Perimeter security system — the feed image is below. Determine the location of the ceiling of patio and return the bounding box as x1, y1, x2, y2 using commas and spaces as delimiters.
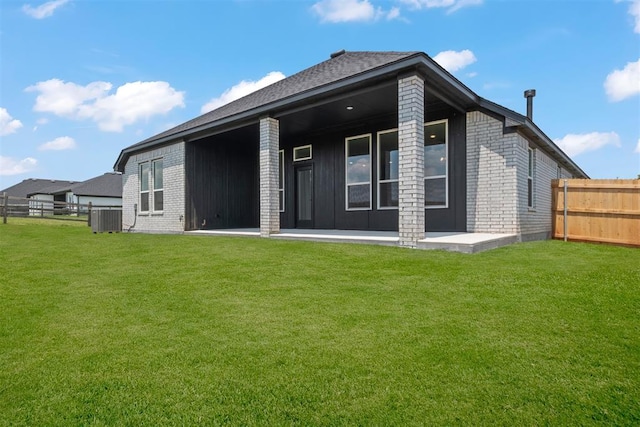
188, 77, 453, 147
276, 80, 450, 139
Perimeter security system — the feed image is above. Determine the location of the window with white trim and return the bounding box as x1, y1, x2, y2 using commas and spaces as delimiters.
424, 120, 448, 208
293, 145, 312, 161
528, 148, 535, 208
152, 159, 163, 212
345, 134, 372, 210
279, 150, 285, 212
377, 129, 399, 209
139, 162, 150, 213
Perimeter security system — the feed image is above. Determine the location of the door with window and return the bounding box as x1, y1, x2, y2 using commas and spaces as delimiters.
295, 165, 313, 228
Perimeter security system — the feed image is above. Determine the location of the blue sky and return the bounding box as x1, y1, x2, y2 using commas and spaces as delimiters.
1, 0, 639, 189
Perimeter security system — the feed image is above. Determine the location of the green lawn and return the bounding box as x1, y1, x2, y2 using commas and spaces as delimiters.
1, 219, 638, 425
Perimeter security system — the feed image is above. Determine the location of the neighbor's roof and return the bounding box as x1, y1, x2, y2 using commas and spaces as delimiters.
1, 179, 78, 198
114, 50, 588, 178
69, 173, 122, 198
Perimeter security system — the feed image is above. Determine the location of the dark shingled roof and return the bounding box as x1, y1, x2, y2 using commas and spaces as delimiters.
114, 49, 588, 178
70, 173, 122, 198
131, 51, 420, 149
1, 179, 78, 198
1, 174, 122, 199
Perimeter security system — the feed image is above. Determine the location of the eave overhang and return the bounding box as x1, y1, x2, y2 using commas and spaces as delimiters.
478, 98, 589, 179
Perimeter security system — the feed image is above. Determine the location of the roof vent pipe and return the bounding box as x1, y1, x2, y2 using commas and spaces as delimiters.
330, 49, 346, 59
524, 89, 536, 120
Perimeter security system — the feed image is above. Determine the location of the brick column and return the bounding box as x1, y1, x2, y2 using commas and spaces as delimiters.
398, 73, 425, 248
259, 116, 280, 237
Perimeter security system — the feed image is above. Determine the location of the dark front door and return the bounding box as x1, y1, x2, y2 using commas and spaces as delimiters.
295, 165, 313, 228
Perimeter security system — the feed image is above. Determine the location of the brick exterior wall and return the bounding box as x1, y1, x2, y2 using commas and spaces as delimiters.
122, 141, 185, 233
518, 139, 565, 240
466, 111, 578, 240
259, 117, 280, 236
466, 111, 520, 234
397, 74, 425, 247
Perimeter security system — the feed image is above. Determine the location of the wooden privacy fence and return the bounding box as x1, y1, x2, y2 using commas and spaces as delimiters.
552, 179, 640, 247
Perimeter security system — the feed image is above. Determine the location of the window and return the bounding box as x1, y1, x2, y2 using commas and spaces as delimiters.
279, 150, 285, 212
139, 163, 150, 212
377, 129, 399, 209
293, 145, 312, 161
345, 134, 371, 210
152, 159, 163, 212
424, 120, 448, 208
528, 148, 535, 208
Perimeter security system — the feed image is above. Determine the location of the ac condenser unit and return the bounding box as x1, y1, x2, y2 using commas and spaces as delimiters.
91, 209, 122, 233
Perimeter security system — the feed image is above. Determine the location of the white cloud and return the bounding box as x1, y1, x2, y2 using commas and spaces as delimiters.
635, 138, 640, 153
36, 118, 49, 125
0, 156, 38, 176
632, 0, 640, 33
26, 79, 185, 132
387, 7, 401, 20
311, 0, 399, 22
201, 71, 286, 114
604, 58, 640, 102
38, 136, 76, 151
433, 49, 477, 72
312, 0, 377, 22
77, 81, 185, 132
400, 0, 482, 13
22, 0, 69, 19
0, 108, 23, 136
617, 0, 640, 33
27, 79, 111, 116
554, 132, 621, 157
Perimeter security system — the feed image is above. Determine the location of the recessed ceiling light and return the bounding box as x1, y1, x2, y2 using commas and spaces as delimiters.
430, 134, 436, 139
346, 106, 354, 110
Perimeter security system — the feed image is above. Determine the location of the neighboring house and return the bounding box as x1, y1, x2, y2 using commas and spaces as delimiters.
114, 50, 587, 247
67, 173, 123, 211
1, 179, 79, 215
2, 173, 122, 215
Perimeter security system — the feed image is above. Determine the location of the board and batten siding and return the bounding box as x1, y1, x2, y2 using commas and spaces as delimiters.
122, 141, 185, 233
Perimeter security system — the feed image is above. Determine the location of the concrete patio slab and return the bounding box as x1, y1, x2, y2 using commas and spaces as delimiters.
186, 229, 519, 253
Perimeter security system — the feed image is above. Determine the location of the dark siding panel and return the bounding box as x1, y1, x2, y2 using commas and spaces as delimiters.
312, 138, 336, 229
424, 111, 466, 232
185, 137, 258, 231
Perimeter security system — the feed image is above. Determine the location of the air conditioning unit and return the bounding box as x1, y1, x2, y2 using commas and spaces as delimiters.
91, 209, 122, 233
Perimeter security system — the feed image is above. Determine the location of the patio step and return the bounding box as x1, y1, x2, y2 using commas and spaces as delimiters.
417, 233, 518, 254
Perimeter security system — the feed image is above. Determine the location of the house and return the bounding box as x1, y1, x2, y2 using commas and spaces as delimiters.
2, 179, 79, 215
114, 50, 587, 248
65, 173, 123, 211
2, 173, 122, 215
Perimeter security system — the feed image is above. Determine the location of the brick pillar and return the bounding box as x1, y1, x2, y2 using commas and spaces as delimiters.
398, 73, 425, 248
259, 116, 280, 237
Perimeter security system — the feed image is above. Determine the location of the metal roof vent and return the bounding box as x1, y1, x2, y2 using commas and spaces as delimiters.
524, 89, 536, 120
330, 49, 346, 59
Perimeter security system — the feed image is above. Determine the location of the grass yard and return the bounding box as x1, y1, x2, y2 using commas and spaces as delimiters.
1, 219, 639, 425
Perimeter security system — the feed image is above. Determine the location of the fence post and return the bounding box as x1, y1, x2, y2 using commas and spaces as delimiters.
563, 180, 568, 242
2, 192, 7, 224
88, 202, 92, 227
